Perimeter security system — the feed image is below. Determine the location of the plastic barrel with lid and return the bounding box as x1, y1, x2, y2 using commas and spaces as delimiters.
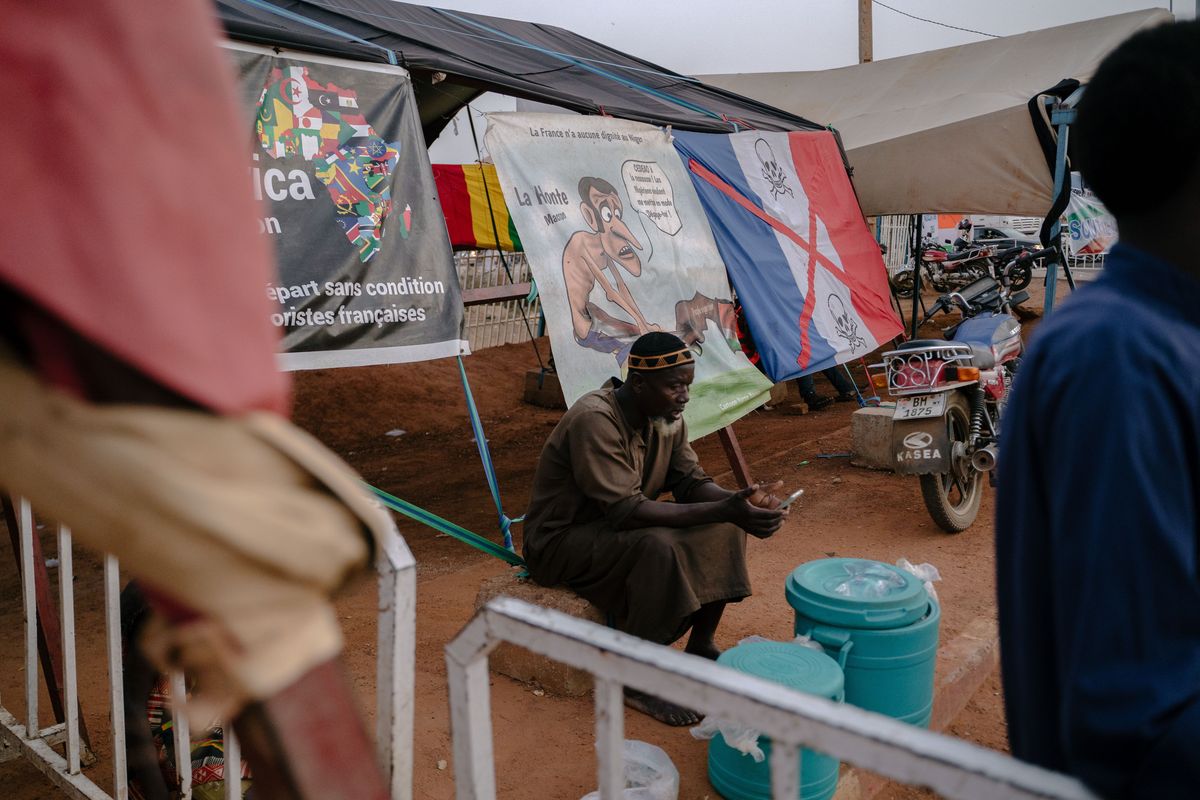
785, 558, 940, 727
707, 641, 843, 800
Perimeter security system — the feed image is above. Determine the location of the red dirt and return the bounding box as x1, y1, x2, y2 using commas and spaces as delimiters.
1, 285, 1046, 799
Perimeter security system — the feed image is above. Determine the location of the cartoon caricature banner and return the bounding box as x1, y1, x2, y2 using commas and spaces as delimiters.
674, 130, 902, 384
485, 113, 771, 440
224, 43, 466, 370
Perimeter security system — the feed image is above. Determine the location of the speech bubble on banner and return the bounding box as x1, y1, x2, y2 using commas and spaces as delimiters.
621, 160, 681, 235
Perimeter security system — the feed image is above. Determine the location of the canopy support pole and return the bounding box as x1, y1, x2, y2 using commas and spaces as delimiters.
910, 214, 923, 339
1042, 101, 1080, 317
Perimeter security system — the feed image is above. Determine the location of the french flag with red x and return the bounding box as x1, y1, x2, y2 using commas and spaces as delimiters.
674, 130, 901, 383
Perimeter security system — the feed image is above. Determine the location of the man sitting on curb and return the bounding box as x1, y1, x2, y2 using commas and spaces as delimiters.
522, 332, 786, 726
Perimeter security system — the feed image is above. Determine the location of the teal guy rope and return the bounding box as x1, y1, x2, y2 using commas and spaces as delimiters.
440, 10, 729, 126
841, 362, 867, 407
368, 484, 525, 567
456, 356, 523, 551
240, 0, 399, 65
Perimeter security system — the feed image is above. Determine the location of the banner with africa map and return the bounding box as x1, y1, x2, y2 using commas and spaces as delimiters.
485, 113, 772, 441
224, 42, 467, 369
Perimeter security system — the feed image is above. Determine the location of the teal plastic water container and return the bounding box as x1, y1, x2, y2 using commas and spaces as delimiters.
785, 558, 940, 728
708, 641, 843, 800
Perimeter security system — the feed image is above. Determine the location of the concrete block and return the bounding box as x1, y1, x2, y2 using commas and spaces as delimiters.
850, 407, 895, 471
769, 380, 802, 405
523, 369, 566, 409
474, 572, 604, 696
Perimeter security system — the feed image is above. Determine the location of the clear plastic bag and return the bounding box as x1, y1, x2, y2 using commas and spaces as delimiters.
689, 715, 765, 763
580, 739, 679, 800
688, 634, 830, 763
789, 632, 827, 653
688, 636, 768, 762
896, 558, 942, 604
830, 560, 907, 599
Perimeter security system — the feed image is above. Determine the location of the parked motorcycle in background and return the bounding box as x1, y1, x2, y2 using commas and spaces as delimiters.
871, 248, 1051, 532
890, 234, 985, 297
890, 235, 1035, 298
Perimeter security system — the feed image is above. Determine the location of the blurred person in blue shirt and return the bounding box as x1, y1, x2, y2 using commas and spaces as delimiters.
996, 19, 1200, 798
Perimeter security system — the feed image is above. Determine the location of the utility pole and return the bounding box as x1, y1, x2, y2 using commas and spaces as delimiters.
859, 0, 873, 63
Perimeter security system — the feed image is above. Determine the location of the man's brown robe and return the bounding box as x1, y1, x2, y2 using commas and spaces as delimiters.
523, 382, 750, 644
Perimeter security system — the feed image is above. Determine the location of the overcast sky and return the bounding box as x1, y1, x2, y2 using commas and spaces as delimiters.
403, 0, 1191, 74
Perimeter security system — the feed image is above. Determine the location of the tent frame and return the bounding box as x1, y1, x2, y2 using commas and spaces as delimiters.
1041, 89, 1085, 317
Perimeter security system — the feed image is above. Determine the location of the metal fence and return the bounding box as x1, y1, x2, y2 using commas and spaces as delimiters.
1066, 252, 1105, 271
456, 251, 542, 351
874, 216, 1107, 277
1, 495, 417, 800
447, 597, 1100, 800
877, 215, 914, 276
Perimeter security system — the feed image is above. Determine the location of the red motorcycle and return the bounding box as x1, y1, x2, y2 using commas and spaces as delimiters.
892, 237, 1035, 298
890, 235, 995, 297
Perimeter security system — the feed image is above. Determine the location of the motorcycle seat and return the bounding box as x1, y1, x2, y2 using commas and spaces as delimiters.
895, 339, 946, 350
943, 250, 976, 262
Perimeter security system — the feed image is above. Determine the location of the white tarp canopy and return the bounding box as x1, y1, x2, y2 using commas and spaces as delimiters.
700, 9, 1171, 217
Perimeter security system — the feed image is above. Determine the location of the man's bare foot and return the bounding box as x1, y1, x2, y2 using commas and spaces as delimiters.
685, 641, 722, 661
623, 688, 702, 727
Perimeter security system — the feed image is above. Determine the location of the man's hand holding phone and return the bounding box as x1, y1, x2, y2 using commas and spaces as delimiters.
778, 488, 805, 510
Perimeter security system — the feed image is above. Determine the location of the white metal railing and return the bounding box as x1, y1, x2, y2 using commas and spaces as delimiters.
1066, 252, 1105, 271
877, 215, 913, 276
1, 495, 417, 800
446, 597, 1100, 800
374, 512, 418, 800
455, 251, 543, 350
1, 498, 123, 800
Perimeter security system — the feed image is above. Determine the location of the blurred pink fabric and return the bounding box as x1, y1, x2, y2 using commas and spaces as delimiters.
0, 0, 287, 414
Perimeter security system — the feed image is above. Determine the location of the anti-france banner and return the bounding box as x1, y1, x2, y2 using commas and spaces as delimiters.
1064, 192, 1117, 256
224, 42, 467, 369
674, 130, 902, 384
485, 113, 771, 440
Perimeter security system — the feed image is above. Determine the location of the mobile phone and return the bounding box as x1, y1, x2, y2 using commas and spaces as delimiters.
777, 488, 805, 510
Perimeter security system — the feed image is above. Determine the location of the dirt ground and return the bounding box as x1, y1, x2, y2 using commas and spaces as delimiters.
0, 285, 1052, 799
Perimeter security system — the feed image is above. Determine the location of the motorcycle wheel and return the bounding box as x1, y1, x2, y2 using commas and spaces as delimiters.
1008, 263, 1033, 291
890, 268, 915, 298
918, 393, 984, 532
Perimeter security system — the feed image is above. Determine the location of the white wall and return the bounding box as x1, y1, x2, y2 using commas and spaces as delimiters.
426, 93, 515, 164
427, 94, 578, 165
